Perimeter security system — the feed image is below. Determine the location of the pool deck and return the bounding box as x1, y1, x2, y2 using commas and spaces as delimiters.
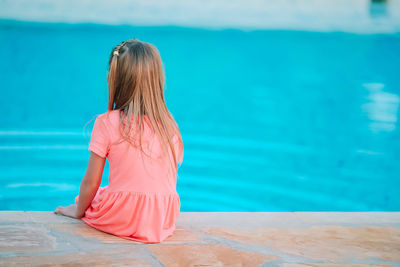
0, 211, 399, 266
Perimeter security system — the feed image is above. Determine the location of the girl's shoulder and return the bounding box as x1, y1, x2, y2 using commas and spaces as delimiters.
92, 110, 121, 136
96, 110, 153, 134
96, 110, 120, 125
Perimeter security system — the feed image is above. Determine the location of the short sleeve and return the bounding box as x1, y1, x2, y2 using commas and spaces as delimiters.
173, 135, 184, 164
88, 116, 110, 158
178, 144, 184, 163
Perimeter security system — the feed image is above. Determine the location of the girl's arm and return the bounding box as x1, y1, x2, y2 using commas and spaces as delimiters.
54, 151, 105, 218
75, 151, 106, 218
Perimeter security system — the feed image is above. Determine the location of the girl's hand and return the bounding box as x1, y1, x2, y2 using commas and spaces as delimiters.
54, 204, 81, 219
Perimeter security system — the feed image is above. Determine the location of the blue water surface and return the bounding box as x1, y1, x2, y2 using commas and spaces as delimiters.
0, 19, 399, 211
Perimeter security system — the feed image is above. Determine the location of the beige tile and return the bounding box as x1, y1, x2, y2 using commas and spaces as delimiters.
48, 224, 138, 244
176, 212, 299, 228
0, 211, 31, 223
29, 212, 82, 224
162, 226, 201, 244
50, 223, 200, 245
282, 264, 394, 267
147, 243, 278, 267
0, 225, 56, 253
293, 212, 400, 225
200, 225, 400, 262
0, 247, 152, 267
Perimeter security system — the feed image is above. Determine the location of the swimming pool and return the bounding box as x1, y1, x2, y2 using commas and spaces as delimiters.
0, 19, 399, 211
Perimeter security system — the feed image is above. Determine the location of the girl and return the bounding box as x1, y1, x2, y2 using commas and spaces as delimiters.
54, 38, 184, 244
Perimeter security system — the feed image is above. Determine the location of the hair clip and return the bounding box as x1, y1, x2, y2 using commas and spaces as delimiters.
113, 50, 119, 56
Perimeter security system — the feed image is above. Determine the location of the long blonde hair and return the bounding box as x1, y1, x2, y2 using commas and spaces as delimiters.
106, 38, 183, 174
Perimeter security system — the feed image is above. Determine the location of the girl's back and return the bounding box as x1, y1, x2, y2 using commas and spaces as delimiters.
94, 110, 182, 193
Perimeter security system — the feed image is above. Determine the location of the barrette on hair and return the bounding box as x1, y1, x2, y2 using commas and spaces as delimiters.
113, 50, 119, 56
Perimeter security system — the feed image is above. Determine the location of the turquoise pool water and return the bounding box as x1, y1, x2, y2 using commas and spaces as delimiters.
0, 19, 399, 211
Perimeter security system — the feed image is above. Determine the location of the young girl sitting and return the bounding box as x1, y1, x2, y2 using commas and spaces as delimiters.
54, 38, 184, 244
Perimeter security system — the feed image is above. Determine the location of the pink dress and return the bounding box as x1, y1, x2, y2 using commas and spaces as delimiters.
74, 110, 183, 243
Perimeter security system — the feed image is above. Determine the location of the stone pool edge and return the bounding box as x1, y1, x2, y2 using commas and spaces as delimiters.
0, 211, 399, 266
